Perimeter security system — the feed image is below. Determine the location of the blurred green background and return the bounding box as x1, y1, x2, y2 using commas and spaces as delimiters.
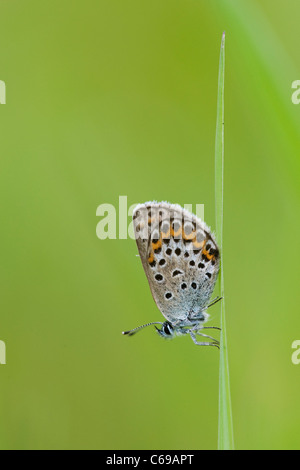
0, 0, 300, 450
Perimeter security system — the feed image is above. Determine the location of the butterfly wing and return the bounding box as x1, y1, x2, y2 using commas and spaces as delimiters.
133, 202, 220, 324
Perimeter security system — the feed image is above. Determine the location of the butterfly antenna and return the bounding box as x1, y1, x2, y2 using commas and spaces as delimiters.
122, 322, 164, 336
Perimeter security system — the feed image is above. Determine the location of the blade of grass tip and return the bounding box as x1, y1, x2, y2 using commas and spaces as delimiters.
215, 32, 234, 450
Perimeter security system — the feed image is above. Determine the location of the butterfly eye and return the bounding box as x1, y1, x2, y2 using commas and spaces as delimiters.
163, 322, 173, 334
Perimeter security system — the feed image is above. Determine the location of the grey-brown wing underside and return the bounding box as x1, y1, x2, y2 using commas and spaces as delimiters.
133, 202, 220, 324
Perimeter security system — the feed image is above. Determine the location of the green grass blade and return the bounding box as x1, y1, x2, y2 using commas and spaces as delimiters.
215, 32, 234, 450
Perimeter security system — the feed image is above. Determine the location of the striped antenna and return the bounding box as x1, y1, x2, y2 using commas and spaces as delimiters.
122, 322, 164, 336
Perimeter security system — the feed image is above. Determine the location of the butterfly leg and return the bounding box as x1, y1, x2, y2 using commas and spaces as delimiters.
189, 331, 220, 348
195, 331, 220, 344
191, 325, 220, 342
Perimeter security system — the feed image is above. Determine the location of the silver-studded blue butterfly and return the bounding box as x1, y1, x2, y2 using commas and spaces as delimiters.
123, 202, 221, 347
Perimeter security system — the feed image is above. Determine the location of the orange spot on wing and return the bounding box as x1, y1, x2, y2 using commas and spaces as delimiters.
182, 229, 196, 240
152, 239, 162, 250
161, 228, 170, 239
201, 240, 214, 260
148, 217, 156, 226
193, 239, 205, 249
171, 226, 182, 238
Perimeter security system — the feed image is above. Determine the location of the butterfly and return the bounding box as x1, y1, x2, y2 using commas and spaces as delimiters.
123, 202, 221, 347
